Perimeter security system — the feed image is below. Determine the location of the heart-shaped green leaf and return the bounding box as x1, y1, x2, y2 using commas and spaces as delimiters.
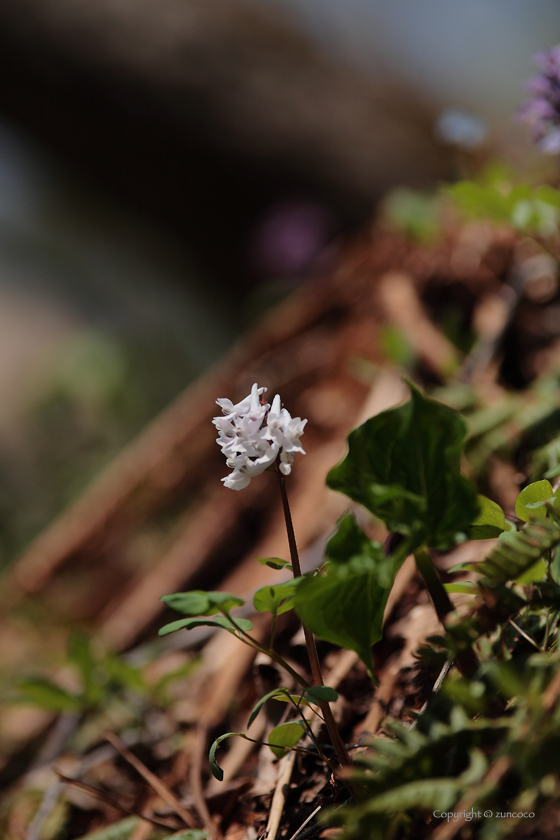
327, 381, 478, 550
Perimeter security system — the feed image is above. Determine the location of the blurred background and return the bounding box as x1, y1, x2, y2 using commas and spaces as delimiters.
0, 0, 558, 565
3, 3, 560, 834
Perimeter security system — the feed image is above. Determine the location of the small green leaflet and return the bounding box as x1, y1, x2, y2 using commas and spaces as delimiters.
209, 732, 241, 781
256, 557, 292, 571
268, 720, 307, 758
253, 578, 299, 616
158, 615, 253, 637
469, 495, 511, 540
160, 590, 245, 616
515, 480, 554, 522
304, 685, 339, 703
247, 688, 309, 728
247, 685, 339, 728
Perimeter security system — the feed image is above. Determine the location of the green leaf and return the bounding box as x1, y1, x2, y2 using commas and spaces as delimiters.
516, 558, 547, 585
327, 381, 479, 550
515, 481, 554, 522
294, 516, 405, 678
469, 495, 511, 539
158, 616, 253, 637
253, 579, 299, 616
160, 590, 245, 616
256, 557, 292, 571
104, 653, 145, 694
467, 520, 560, 586
304, 685, 339, 703
444, 582, 480, 595
247, 687, 306, 729
268, 720, 307, 758
16, 677, 82, 713
246, 685, 337, 730
208, 732, 240, 781
67, 630, 102, 706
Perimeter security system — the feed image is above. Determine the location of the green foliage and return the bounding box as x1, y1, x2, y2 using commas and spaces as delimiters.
446, 179, 560, 236
15, 677, 83, 713
327, 381, 479, 550
13, 632, 145, 715
469, 495, 511, 539
160, 591, 244, 616
159, 590, 253, 639
253, 579, 299, 617
382, 188, 441, 242
466, 519, 560, 587
247, 685, 338, 729
255, 557, 292, 571
294, 515, 404, 679
209, 732, 240, 781
329, 652, 560, 840
158, 615, 253, 637
267, 720, 306, 758
515, 480, 554, 522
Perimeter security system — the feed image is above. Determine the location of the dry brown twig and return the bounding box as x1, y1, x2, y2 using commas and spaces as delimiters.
104, 731, 198, 829
54, 771, 180, 831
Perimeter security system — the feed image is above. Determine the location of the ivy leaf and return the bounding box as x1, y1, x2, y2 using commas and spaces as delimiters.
515, 481, 553, 522
327, 381, 478, 550
253, 579, 299, 617
158, 616, 253, 637
294, 515, 405, 679
469, 495, 511, 539
160, 590, 245, 616
268, 720, 307, 758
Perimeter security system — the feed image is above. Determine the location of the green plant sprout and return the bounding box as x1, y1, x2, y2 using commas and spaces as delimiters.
158, 374, 560, 823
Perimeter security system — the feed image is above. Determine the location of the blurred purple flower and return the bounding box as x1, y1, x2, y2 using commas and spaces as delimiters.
519, 45, 560, 154
249, 200, 333, 277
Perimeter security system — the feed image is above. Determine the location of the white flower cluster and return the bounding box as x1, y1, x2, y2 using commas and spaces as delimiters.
213, 383, 307, 490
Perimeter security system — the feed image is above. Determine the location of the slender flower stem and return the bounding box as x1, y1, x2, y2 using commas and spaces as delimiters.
225, 615, 310, 688
276, 472, 358, 786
